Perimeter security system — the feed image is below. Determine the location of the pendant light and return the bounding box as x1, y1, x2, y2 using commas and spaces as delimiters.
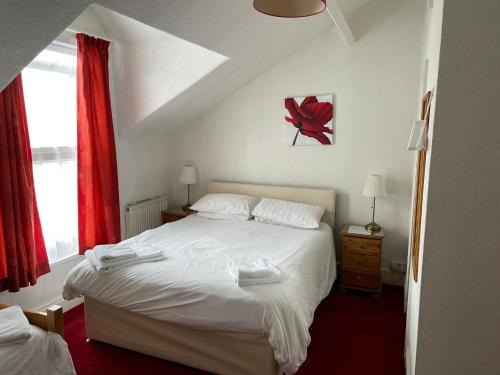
253, 0, 326, 18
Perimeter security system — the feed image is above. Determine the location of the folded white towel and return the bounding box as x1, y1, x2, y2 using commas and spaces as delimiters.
238, 274, 284, 286
136, 248, 165, 260
0, 306, 32, 346
86, 247, 165, 273
229, 259, 283, 287
97, 254, 165, 273
92, 244, 137, 263
238, 259, 279, 279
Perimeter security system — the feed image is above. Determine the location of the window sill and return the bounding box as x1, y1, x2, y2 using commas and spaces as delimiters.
49, 253, 82, 268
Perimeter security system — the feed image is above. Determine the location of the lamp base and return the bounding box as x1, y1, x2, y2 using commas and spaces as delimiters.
365, 222, 381, 233
182, 203, 192, 212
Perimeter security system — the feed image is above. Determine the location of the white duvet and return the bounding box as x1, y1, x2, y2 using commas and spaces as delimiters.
63, 215, 336, 374
0, 325, 75, 375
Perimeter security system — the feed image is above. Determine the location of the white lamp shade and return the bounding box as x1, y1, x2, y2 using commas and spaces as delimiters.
363, 174, 386, 197
179, 165, 198, 185
253, 0, 326, 18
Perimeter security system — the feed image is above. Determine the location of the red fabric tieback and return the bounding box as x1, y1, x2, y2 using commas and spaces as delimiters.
76, 33, 120, 254
0, 75, 50, 292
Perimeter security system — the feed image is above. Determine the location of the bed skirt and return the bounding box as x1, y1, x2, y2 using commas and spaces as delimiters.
84, 298, 281, 375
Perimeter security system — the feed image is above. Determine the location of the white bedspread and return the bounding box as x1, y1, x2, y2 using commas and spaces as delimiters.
0, 325, 75, 375
63, 215, 336, 374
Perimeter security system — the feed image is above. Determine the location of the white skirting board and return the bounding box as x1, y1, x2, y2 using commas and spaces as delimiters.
35, 296, 83, 313
381, 269, 406, 287
405, 344, 413, 375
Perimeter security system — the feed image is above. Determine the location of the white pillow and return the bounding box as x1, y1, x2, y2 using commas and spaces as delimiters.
190, 193, 260, 220
252, 197, 325, 229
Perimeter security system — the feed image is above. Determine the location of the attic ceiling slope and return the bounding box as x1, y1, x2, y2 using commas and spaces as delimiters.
70, 4, 229, 136
0, 0, 90, 90
0, 1, 364, 133
0, 0, 334, 89
96, 0, 335, 133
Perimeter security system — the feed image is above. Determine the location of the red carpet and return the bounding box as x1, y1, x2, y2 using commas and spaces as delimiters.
64, 285, 405, 375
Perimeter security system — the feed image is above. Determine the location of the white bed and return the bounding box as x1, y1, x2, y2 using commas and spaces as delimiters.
63, 181, 336, 375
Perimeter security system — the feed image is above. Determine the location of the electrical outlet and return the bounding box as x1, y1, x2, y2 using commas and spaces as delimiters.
389, 260, 407, 273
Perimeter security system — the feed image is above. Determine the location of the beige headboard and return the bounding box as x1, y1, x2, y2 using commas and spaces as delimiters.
207, 181, 336, 227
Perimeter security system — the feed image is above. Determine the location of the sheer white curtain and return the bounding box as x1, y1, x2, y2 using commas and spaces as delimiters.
23, 43, 78, 263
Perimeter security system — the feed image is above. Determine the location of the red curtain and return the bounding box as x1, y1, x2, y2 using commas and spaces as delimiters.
0, 75, 50, 292
77, 34, 120, 254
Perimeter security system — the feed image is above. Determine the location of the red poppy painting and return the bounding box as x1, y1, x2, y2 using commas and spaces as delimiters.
284, 95, 335, 146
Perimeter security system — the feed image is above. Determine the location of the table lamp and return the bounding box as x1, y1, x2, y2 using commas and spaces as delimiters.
363, 174, 386, 232
179, 165, 198, 211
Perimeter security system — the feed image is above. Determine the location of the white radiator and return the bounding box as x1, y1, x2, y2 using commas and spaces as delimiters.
125, 196, 168, 239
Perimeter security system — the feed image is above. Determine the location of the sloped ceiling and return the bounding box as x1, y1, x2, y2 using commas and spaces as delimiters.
0, 0, 368, 134
71, 5, 229, 136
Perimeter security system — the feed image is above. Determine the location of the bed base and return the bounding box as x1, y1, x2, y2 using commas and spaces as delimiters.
84, 298, 281, 375
0, 303, 64, 337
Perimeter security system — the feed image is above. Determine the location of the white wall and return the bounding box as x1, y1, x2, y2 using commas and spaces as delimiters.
168, 0, 427, 276
109, 37, 171, 241
0, 256, 83, 311
404, 0, 443, 373
92, 5, 227, 136
115, 135, 169, 238
410, 1, 500, 374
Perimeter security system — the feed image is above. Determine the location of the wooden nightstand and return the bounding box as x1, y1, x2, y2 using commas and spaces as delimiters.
161, 207, 194, 224
340, 224, 384, 295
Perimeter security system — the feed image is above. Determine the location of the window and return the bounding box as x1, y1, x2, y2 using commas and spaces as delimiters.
23, 41, 78, 263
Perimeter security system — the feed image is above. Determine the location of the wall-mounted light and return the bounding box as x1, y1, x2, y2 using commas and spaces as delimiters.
253, 0, 326, 18
408, 90, 433, 151
407, 120, 428, 150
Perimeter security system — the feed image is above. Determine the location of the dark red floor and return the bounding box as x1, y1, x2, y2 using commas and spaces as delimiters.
64, 285, 406, 375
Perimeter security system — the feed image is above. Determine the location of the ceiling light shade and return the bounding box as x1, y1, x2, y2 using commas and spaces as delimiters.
253, 0, 326, 18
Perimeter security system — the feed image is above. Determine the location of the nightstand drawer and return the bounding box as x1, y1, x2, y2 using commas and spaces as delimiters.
162, 208, 194, 224
162, 213, 184, 224
342, 252, 380, 272
341, 270, 380, 290
342, 237, 381, 255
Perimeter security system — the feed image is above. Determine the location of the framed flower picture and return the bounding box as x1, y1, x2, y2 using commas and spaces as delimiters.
284, 95, 335, 146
